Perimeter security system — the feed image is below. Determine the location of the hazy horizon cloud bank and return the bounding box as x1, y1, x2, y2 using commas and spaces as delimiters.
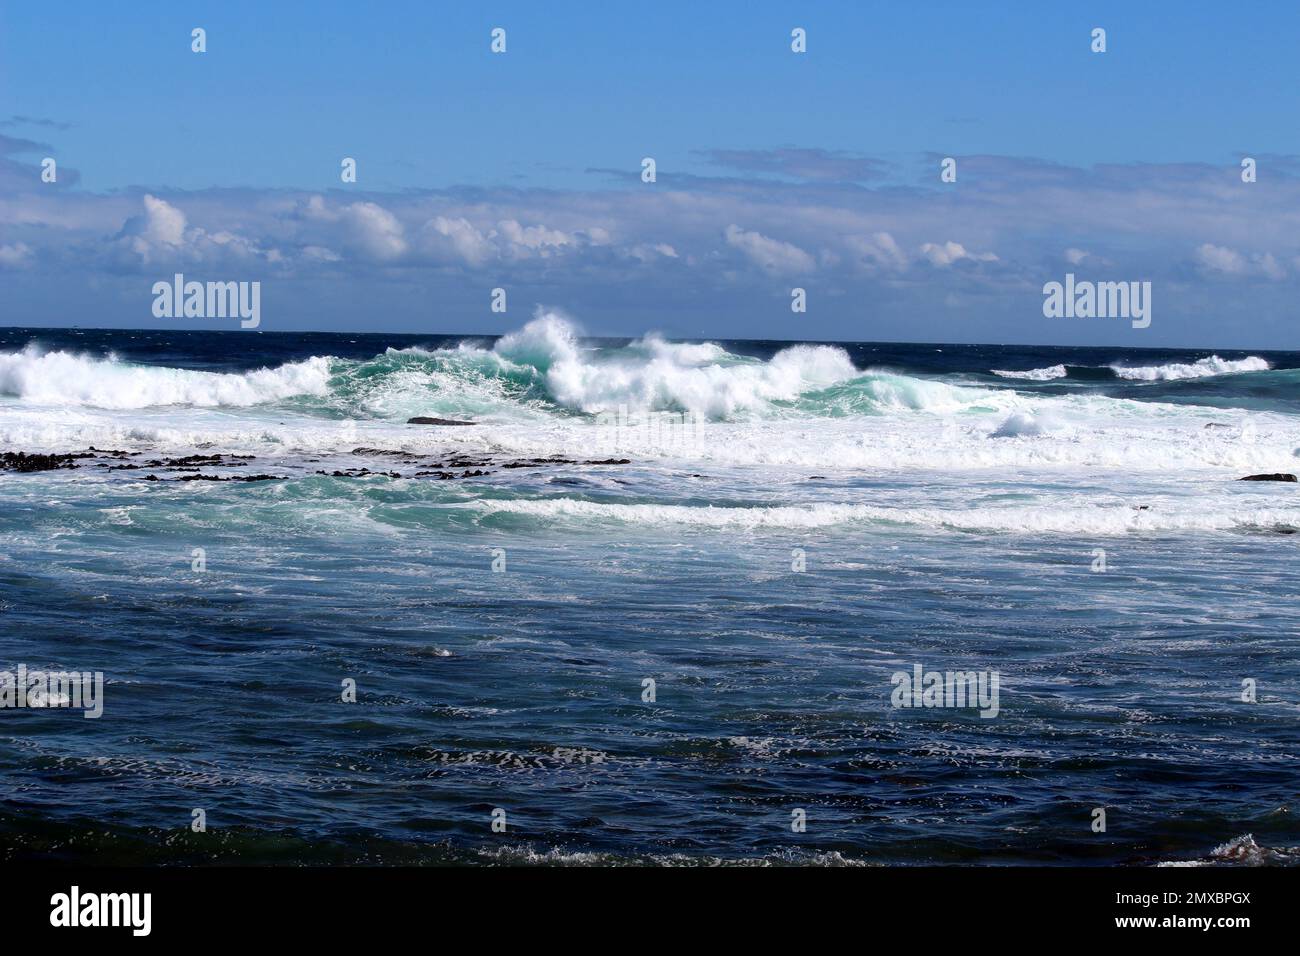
2, 135, 1297, 348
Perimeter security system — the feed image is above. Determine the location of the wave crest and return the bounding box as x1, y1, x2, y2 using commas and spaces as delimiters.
992, 365, 1068, 381
1110, 355, 1270, 381
0, 345, 332, 409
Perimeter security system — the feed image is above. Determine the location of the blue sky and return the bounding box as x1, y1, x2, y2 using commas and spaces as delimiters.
1, 0, 1298, 347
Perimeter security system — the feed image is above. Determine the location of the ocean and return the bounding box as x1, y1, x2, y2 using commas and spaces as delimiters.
1, 315, 1298, 866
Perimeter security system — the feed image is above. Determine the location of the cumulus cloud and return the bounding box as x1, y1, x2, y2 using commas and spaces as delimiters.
497, 219, 573, 255
298, 195, 407, 260
723, 224, 815, 274
847, 232, 908, 272
134, 194, 185, 245
7, 147, 1300, 342
919, 240, 998, 267
419, 215, 594, 266
108, 194, 274, 269
424, 215, 494, 266
1195, 243, 1285, 279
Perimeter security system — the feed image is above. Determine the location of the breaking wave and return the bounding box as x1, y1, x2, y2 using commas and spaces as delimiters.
992, 364, 1068, 381
1109, 355, 1271, 381
0, 319, 1283, 436
1158, 833, 1300, 867
465, 496, 1300, 536
0, 345, 332, 409
0, 313, 1013, 421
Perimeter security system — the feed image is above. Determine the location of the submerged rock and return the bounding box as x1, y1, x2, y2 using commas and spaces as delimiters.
407, 417, 476, 426
1239, 473, 1297, 482
316, 468, 402, 479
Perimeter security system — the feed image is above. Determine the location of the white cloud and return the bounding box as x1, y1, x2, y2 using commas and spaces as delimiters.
7, 154, 1300, 342
302, 245, 341, 263
723, 224, 814, 274
425, 216, 494, 266
298, 195, 407, 261
139, 194, 185, 245
919, 240, 998, 267
107, 193, 278, 268
342, 202, 407, 259
1196, 243, 1246, 274
1196, 243, 1284, 279
625, 243, 678, 262
418, 215, 588, 266
113, 194, 187, 263
847, 232, 907, 271
497, 219, 574, 256
0, 241, 32, 268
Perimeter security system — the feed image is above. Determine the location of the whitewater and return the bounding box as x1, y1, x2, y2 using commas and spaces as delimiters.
1, 314, 1297, 523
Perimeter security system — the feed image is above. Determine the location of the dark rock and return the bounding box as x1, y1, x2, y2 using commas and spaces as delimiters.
1240, 473, 1298, 482
501, 457, 630, 469
165, 453, 254, 466
501, 458, 562, 469
316, 468, 402, 479
0, 451, 92, 473
407, 417, 476, 426
352, 447, 413, 457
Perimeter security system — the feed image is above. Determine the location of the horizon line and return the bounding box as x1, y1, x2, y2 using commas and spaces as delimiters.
0, 323, 1296, 356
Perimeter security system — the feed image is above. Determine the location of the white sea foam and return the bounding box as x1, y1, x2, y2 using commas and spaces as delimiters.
489, 310, 860, 418
849, 371, 1010, 414
3, 395, 1295, 479
0, 345, 331, 409
1110, 355, 1270, 381
990, 411, 1057, 438
1158, 833, 1300, 867
1, 319, 1295, 488
992, 364, 1068, 381
465, 496, 1300, 535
